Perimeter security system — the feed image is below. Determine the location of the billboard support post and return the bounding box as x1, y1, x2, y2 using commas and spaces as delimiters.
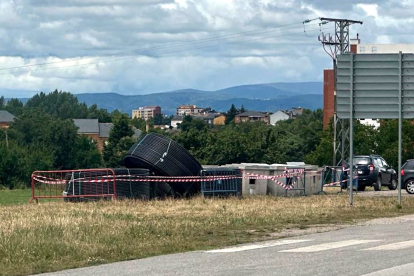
398, 51, 403, 205
349, 53, 354, 205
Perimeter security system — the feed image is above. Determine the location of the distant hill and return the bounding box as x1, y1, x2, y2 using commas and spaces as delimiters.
76, 82, 322, 115
1, 82, 323, 115
216, 82, 322, 99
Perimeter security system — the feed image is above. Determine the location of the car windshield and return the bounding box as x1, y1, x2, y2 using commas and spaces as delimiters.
353, 157, 370, 165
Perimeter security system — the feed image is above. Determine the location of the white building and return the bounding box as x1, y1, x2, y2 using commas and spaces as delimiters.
359, 119, 380, 129
269, 110, 290, 125
171, 116, 183, 128
351, 38, 414, 54
356, 43, 414, 54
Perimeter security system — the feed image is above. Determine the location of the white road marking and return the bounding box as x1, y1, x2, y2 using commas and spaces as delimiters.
360, 262, 414, 276
279, 240, 379, 253
363, 240, 414, 251
205, 240, 311, 253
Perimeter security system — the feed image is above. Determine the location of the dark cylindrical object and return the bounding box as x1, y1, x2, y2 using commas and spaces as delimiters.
114, 168, 151, 200
124, 133, 203, 195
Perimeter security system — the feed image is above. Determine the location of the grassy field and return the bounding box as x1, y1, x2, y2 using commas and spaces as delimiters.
1, 192, 414, 276
0, 189, 32, 206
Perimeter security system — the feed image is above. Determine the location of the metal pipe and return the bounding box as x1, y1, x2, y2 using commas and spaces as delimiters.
398, 51, 403, 205
349, 53, 354, 205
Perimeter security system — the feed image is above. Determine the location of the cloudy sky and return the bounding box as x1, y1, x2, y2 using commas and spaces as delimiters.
0, 0, 412, 97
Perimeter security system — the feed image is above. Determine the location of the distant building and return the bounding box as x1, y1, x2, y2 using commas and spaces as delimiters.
73, 119, 107, 151
0, 110, 15, 128
171, 116, 184, 128
192, 113, 219, 125
153, 125, 170, 130
132, 106, 161, 121
235, 111, 270, 124
213, 115, 226, 126
176, 104, 210, 116
73, 119, 142, 151
269, 111, 290, 125
290, 107, 304, 117
360, 119, 380, 129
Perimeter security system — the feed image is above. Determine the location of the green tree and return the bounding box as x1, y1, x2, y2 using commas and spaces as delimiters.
225, 104, 238, 125
88, 104, 112, 123
0, 96, 5, 109
180, 115, 206, 132
72, 136, 103, 169
153, 113, 164, 125
9, 110, 79, 169
103, 115, 135, 167
0, 141, 54, 188
5, 98, 24, 116
110, 109, 128, 122
132, 118, 147, 132
25, 90, 88, 119
240, 105, 246, 113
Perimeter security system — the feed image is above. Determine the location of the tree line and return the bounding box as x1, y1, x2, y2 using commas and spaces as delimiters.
0, 91, 137, 188
0, 90, 412, 189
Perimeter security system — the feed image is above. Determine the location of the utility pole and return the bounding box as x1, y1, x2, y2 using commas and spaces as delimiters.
317, 18, 363, 166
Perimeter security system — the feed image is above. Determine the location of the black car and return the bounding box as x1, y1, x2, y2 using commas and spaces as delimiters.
402, 159, 414, 194
345, 155, 397, 191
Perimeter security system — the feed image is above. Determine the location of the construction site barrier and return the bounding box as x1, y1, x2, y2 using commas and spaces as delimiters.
245, 169, 305, 191
200, 168, 242, 197
30, 168, 307, 202
319, 166, 358, 194
31, 169, 117, 203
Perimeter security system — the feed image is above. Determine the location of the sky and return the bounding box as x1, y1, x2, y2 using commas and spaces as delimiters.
0, 0, 413, 97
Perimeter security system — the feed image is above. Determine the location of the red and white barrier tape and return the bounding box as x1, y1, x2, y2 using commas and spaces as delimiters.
33, 169, 305, 191
323, 176, 358, 187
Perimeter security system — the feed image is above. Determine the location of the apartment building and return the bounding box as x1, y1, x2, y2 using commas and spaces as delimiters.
132, 106, 161, 121
176, 104, 210, 116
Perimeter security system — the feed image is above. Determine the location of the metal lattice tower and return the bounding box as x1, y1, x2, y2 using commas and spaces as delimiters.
318, 17, 363, 166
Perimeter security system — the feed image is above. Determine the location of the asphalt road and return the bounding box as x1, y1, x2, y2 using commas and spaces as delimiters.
38, 214, 414, 276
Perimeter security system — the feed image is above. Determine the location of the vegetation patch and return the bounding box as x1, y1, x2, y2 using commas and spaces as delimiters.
2, 195, 414, 276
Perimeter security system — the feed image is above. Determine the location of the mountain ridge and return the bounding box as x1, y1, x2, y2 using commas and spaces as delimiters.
2, 82, 323, 115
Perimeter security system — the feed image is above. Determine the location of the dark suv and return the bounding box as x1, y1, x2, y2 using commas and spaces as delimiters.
402, 159, 414, 194
345, 155, 397, 191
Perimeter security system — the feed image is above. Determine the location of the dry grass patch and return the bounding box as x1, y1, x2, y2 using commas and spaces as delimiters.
1, 195, 414, 275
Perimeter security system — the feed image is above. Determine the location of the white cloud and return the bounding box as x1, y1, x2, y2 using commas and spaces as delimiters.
0, 0, 412, 97
357, 4, 378, 17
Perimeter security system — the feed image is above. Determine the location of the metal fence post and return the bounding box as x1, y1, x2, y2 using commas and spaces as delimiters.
349, 53, 354, 205
397, 51, 403, 205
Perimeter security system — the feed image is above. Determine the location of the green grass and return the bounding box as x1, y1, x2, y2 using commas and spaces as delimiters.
0, 189, 32, 206
2, 195, 414, 275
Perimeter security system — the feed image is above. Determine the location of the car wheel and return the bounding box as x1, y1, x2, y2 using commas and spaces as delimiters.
388, 179, 398, 190
357, 185, 366, 191
406, 180, 414, 194
374, 177, 382, 191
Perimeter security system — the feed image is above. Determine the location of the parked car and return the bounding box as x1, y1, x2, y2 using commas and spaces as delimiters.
345, 155, 397, 191
401, 159, 414, 194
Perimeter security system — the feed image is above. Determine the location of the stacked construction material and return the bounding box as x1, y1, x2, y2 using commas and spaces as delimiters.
124, 133, 203, 196
63, 133, 242, 200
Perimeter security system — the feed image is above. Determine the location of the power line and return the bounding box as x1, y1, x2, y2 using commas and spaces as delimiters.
0, 21, 323, 72
0, 26, 333, 76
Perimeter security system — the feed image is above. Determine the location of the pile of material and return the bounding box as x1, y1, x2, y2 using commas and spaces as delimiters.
63, 133, 241, 200
124, 133, 203, 197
